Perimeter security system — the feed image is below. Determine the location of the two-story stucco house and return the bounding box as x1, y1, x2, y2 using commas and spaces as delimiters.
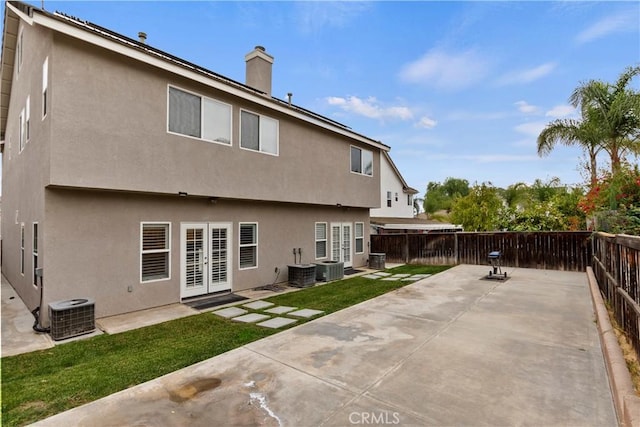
0, 1, 388, 322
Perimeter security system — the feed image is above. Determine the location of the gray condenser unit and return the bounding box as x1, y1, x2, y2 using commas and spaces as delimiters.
49, 298, 96, 341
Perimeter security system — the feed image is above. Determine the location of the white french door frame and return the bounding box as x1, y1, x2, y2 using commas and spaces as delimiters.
331, 222, 353, 268
180, 222, 232, 299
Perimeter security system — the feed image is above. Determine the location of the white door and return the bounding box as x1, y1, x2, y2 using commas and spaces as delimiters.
181, 223, 232, 298
331, 222, 353, 268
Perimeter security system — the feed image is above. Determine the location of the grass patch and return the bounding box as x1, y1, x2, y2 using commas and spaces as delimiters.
2, 265, 450, 426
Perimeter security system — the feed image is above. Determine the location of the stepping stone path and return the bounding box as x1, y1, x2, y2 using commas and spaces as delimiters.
212, 274, 432, 329
212, 300, 324, 330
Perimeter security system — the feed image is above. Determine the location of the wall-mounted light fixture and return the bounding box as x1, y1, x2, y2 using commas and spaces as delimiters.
178, 192, 188, 197
209, 197, 218, 204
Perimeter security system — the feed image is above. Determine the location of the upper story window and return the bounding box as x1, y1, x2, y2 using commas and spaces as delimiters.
350, 146, 373, 176
168, 86, 232, 145
18, 108, 25, 152
407, 194, 412, 206
386, 191, 392, 208
25, 96, 30, 142
240, 110, 278, 155
42, 57, 48, 119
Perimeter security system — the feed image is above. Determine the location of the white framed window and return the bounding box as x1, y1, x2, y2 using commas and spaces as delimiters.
395, 192, 399, 202
18, 108, 25, 152
140, 222, 171, 283
240, 110, 278, 155
355, 222, 364, 254
387, 191, 392, 208
25, 96, 30, 142
42, 57, 48, 119
20, 223, 25, 276
407, 194, 412, 206
315, 222, 328, 259
350, 146, 373, 176
32, 223, 38, 287
167, 86, 232, 145
239, 223, 258, 269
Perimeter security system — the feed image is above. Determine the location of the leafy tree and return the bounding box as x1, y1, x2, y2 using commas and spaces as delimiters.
450, 182, 502, 231
423, 177, 470, 217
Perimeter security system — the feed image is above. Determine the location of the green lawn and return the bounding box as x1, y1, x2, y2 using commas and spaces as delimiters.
1, 265, 450, 426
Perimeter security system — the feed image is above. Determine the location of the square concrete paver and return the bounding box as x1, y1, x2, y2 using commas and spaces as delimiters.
265, 306, 297, 314
412, 274, 432, 279
232, 313, 271, 323
288, 309, 324, 318
375, 272, 392, 277
212, 307, 248, 318
243, 300, 275, 310
381, 277, 398, 281
391, 274, 411, 278
362, 274, 382, 279
257, 317, 298, 329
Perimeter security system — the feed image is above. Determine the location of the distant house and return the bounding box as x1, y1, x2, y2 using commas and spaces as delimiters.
370, 152, 462, 234
0, 1, 389, 322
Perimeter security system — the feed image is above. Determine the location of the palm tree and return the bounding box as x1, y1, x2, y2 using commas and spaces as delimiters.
537, 116, 603, 186
568, 66, 640, 175
537, 66, 640, 184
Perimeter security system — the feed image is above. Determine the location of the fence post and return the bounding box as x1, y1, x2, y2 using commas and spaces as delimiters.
454, 232, 459, 265
404, 234, 409, 264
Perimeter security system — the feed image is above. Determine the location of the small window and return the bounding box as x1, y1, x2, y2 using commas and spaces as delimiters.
33, 223, 38, 286
140, 222, 171, 282
407, 194, 412, 206
42, 57, 48, 118
240, 110, 278, 155
26, 96, 30, 141
355, 222, 364, 254
168, 86, 232, 145
387, 191, 392, 208
239, 223, 258, 269
350, 146, 373, 176
18, 109, 25, 152
395, 193, 398, 202
315, 222, 327, 259
20, 223, 25, 276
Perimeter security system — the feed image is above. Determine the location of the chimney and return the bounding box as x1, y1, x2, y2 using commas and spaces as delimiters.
245, 46, 274, 96
138, 32, 147, 44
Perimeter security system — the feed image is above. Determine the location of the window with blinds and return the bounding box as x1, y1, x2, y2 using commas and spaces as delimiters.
240, 110, 278, 155
141, 222, 171, 282
315, 222, 327, 259
239, 223, 257, 269
168, 86, 232, 145
355, 222, 364, 254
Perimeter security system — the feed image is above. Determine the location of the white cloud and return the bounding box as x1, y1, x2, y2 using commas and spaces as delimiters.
416, 116, 438, 129
514, 101, 538, 114
514, 121, 547, 137
293, 2, 371, 34
575, 10, 639, 44
496, 62, 556, 86
398, 48, 490, 90
326, 96, 413, 121
545, 104, 576, 118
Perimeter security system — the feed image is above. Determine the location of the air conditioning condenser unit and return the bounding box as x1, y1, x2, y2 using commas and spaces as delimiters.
49, 298, 96, 341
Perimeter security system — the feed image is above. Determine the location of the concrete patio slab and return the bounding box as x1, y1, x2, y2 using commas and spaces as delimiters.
264, 305, 297, 315
97, 304, 198, 334
257, 317, 298, 329
242, 300, 275, 310
232, 313, 271, 323
211, 307, 248, 319
29, 265, 616, 427
287, 308, 324, 318
1, 275, 54, 357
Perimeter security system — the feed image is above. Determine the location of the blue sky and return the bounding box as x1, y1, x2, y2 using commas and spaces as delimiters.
6, 1, 640, 196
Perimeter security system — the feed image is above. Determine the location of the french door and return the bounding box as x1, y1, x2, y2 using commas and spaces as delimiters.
180, 222, 232, 298
331, 222, 352, 268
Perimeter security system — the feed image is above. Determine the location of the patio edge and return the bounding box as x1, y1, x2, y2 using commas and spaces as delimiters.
587, 266, 640, 427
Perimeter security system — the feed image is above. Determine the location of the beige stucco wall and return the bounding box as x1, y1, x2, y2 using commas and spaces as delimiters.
47, 34, 380, 209
1, 22, 52, 310
42, 188, 371, 321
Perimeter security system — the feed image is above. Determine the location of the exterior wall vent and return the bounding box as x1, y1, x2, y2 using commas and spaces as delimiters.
48, 298, 96, 341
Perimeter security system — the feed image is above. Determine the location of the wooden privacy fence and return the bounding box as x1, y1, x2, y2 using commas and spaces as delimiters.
370, 231, 592, 271
592, 232, 640, 360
